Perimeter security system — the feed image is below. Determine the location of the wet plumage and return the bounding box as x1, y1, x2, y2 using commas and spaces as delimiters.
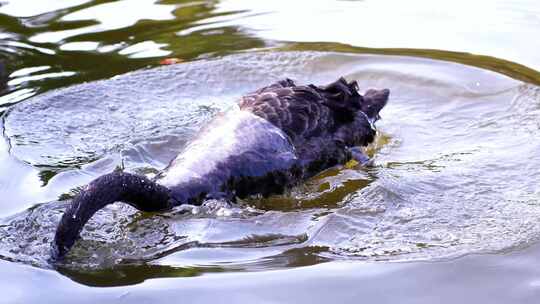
52, 77, 390, 260
239, 78, 363, 143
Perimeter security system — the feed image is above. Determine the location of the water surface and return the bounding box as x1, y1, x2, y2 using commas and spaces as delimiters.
1, 0, 540, 303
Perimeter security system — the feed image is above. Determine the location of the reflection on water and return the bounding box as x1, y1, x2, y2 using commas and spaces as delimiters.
1, 52, 540, 287
0, 0, 265, 110
0, 0, 91, 17
2, 0, 540, 113
214, 0, 540, 71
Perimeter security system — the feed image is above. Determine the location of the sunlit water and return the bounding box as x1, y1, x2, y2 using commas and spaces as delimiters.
1, 0, 540, 302
1, 52, 539, 281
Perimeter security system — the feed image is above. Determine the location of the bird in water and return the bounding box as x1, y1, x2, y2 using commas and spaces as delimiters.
52, 77, 389, 261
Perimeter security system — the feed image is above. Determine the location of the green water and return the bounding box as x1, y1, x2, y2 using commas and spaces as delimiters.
1, 0, 540, 303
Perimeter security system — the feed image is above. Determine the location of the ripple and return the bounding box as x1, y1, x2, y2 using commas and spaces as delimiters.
1, 51, 540, 276
28, 0, 178, 43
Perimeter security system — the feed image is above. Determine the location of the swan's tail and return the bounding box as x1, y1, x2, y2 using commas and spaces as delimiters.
51, 171, 176, 261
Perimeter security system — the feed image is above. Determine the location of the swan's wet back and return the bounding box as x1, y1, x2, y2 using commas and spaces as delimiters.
1, 52, 539, 277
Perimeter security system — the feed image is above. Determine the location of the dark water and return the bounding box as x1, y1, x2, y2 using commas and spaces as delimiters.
1, 1, 540, 303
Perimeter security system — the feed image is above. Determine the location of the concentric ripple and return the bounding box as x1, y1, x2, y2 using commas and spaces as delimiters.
1, 52, 540, 274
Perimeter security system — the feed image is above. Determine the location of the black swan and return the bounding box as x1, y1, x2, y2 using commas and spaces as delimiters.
52, 77, 389, 260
